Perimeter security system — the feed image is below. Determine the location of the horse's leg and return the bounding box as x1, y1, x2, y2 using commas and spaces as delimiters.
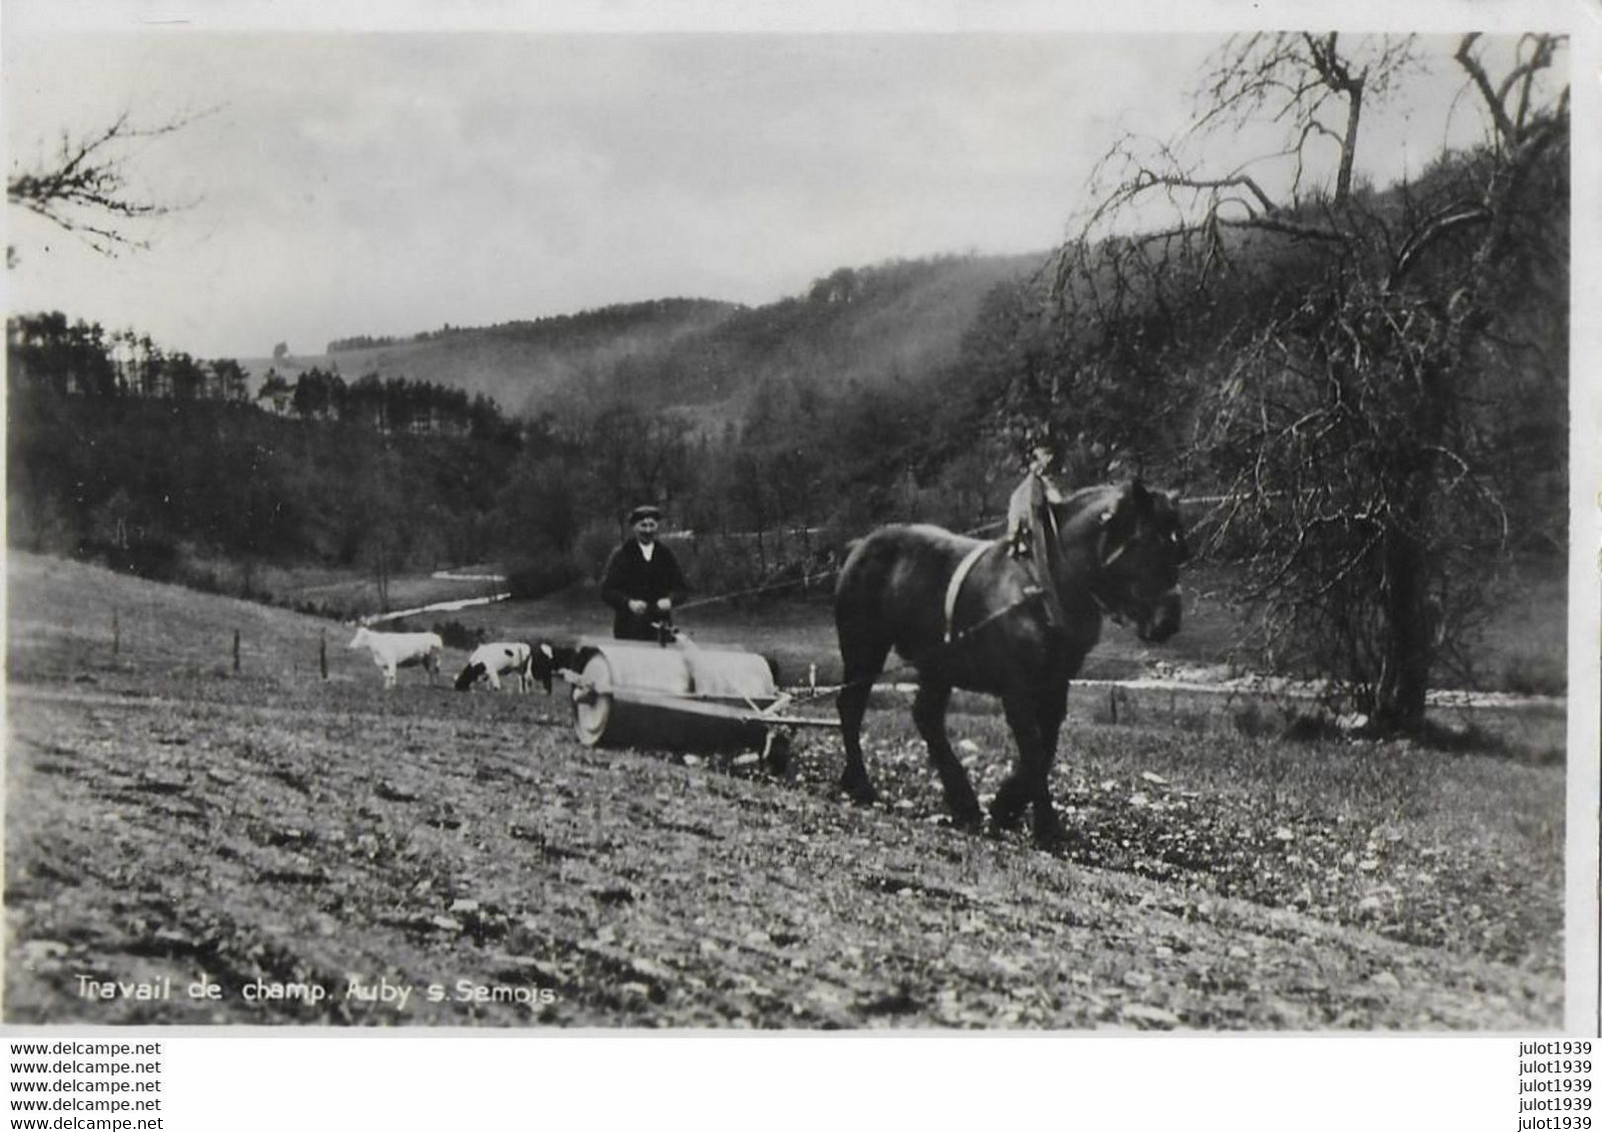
1027, 678, 1073, 848
911, 682, 983, 832
836, 634, 891, 805
989, 690, 1043, 835
992, 684, 1069, 849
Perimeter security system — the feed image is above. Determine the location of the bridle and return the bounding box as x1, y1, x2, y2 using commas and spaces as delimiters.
1085, 507, 1185, 631
941, 489, 1185, 643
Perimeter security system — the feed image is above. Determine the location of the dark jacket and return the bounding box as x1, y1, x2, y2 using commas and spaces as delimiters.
599, 538, 689, 641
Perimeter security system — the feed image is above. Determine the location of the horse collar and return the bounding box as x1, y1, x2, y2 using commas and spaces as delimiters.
943, 541, 994, 643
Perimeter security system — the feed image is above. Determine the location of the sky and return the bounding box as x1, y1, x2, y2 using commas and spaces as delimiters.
1, 6, 1580, 361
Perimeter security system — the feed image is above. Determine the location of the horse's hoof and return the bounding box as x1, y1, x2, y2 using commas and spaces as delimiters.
839, 777, 879, 807
1033, 833, 1069, 855
1031, 819, 1070, 854
985, 816, 1022, 842
988, 801, 1025, 835
949, 806, 985, 835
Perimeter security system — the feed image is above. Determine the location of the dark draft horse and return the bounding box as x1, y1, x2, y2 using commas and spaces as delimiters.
833, 480, 1189, 848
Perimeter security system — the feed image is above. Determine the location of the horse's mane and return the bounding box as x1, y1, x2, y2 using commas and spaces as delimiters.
1058, 482, 1119, 506
1054, 481, 1123, 520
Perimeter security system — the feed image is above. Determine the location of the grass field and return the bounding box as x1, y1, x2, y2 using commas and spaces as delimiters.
4, 552, 1569, 1029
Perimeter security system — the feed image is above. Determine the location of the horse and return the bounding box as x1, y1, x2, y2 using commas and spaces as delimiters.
833, 479, 1189, 848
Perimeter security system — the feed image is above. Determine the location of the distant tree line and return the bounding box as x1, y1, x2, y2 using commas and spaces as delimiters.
10, 313, 519, 442
326, 299, 741, 357
480, 298, 740, 346
326, 334, 404, 353
255, 366, 513, 440
8, 312, 249, 402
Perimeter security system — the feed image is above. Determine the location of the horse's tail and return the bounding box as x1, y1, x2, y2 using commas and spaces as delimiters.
833, 535, 872, 600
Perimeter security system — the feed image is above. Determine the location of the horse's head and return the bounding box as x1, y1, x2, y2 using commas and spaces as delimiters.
1076, 480, 1189, 643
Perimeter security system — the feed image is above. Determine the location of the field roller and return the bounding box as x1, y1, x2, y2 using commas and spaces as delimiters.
563, 636, 838, 756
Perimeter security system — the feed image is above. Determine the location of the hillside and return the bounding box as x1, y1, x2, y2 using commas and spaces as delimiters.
599, 253, 1047, 413
238, 253, 1045, 417
240, 298, 742, 417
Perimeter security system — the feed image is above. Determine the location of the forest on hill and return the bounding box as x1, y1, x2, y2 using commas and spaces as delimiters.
243, 254, 1037, 422
291, 297, 745, 418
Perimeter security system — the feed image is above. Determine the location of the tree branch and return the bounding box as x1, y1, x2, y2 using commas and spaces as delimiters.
1454, 33, 1517, 144
1386, 203, 1493, 290
7, 106, 208, 257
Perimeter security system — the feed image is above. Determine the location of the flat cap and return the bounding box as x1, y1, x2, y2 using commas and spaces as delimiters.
627, 505, 663, 524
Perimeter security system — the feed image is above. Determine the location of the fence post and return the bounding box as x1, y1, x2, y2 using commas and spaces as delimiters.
112, 608, 121, 656
320, 632, 328, 681
233, 630, 241, 674
1109, 687, 1118, 725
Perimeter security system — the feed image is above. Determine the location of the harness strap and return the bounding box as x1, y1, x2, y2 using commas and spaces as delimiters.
1086, 580, 1120, 622
1096, 518, 1131, 570
1076, 527, 1115, 619
943, 542, 995, 643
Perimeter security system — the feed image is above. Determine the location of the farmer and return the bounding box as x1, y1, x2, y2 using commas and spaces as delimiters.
1006, 443, 1065, 557
1006, 444, 1067, 629
600, 504, 690, 642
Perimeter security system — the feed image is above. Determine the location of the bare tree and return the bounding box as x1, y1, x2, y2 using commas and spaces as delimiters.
1193, 34, 1421, 206
7, 108, 203, 259
1041, 33, 1568, 733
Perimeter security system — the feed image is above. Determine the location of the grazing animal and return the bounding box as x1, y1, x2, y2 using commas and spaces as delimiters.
833, 480, 1188, 848
346, 627, 444, 689
454, 641, 536, 693
526, 642, 578, 694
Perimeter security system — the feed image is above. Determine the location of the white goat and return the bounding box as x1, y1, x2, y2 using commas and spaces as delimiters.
455, 641, 535, 693
347, 627, 443, 689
